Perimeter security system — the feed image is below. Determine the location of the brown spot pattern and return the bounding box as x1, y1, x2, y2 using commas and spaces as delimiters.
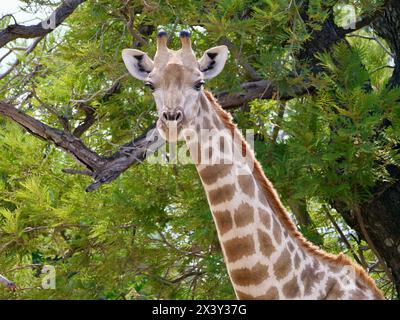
238, 174, 255, 197
230, 263, 269, 286
219, 136, 229, 154
282, 276, 300, 298
301, 264, 325, 296
236, 291, 253, 300
163, 64, 184, 86
200, 164, 232, 185
234, 202, 254, 227
355, 279, 367, 291
202, 101, 210, 112
259, 208, 271, 229
258, 189, 268, 207
274, 248, 292, 280
349, 289, 367, 300
301, 250, 307, 260
258, 229, 275, 258
206, 147, 213, 161
324, 277, 344, 300
294, 253, 301, 269
203, 117, 212, 130
236, 287, 279, 300
214, 210, 233, 235
272, 217, 282, 245
224, 234, 256, 263
208, 184, 235, 205
263, 287, 279, 300
213, 115, 225, 130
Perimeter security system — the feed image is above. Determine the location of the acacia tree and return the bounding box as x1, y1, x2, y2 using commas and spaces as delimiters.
0, 0, 399, 299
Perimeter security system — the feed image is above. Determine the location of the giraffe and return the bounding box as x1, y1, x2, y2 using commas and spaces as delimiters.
122, 31, 385, 300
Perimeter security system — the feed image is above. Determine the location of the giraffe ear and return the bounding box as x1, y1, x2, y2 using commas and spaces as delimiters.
198, 45, 229, 80
122, 49, 154, 81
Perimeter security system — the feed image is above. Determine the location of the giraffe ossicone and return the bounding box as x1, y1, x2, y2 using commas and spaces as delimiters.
122, 31, 384, 300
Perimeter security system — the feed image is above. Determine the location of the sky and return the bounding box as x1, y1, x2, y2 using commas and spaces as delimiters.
0, 0, 47, 23
0, 1, 24, 16
0, 0, 49, 72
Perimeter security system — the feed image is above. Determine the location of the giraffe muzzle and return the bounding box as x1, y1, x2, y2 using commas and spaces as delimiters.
161, 110, 184, 124
157, 109, 186, 142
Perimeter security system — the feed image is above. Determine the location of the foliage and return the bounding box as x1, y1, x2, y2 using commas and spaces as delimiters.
0, 0, 398, 299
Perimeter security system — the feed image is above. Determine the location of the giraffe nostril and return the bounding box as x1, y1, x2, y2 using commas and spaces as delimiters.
175, 111, 183, 122
162, 112, 169, 122
162, 110, 183, 123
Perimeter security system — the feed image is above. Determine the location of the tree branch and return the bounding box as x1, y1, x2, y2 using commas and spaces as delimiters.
0, 274, 16, 291
215, 79, 312, 109
0, 101, 105, 171
338, 0, 395, 35
0, 36, 44, 80
120, 5, 148, 48
72, 78, 123, 137
347, 34, 395, 58
85, 122, 162, 192
0, 0, 364, 193
0, 0, 86, 48
322, 205, 365, 268
1, 75, 305, 193
72, 105, 96, 138
218, 37, 261, 81
353, 204, 394, 282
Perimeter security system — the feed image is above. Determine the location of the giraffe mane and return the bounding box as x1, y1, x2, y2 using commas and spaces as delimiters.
203, 90, 384, 299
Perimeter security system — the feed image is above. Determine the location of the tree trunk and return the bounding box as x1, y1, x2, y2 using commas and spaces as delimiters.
333, 166, 400, 297
371, 0, 400, 89
288, 198, 312, 226
333, 2, 400, 297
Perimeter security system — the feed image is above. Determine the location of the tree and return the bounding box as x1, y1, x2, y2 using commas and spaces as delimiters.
0, 0, 399, 299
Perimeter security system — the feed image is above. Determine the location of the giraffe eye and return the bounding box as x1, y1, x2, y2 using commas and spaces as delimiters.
194, 80, 205, 91
145, 82, 155, 91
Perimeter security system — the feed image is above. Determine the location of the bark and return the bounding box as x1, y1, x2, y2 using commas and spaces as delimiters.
215, 79, 310, 109
328, 1, 400, 297
0, 101, 162, 192
0, 2, 356, 193
371, 1, 400, 89
296, 1, 400, 295
332, 171, 400, 296
297, 13, 345, 74
0, 0, 87, 48
85, 123, 161, 192
0, 79, 288, 191
359, 171, 400, 296
344, 1, 400, 296
337, 0, 396, 35
0, 274, 16, 291
0, 0, 398, 296
0, 101, 105, 171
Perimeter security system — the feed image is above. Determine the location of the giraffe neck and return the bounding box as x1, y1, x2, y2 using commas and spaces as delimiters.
182, 91, 384, 300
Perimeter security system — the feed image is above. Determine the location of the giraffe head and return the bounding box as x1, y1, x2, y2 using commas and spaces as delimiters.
122, 30, 229, 141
